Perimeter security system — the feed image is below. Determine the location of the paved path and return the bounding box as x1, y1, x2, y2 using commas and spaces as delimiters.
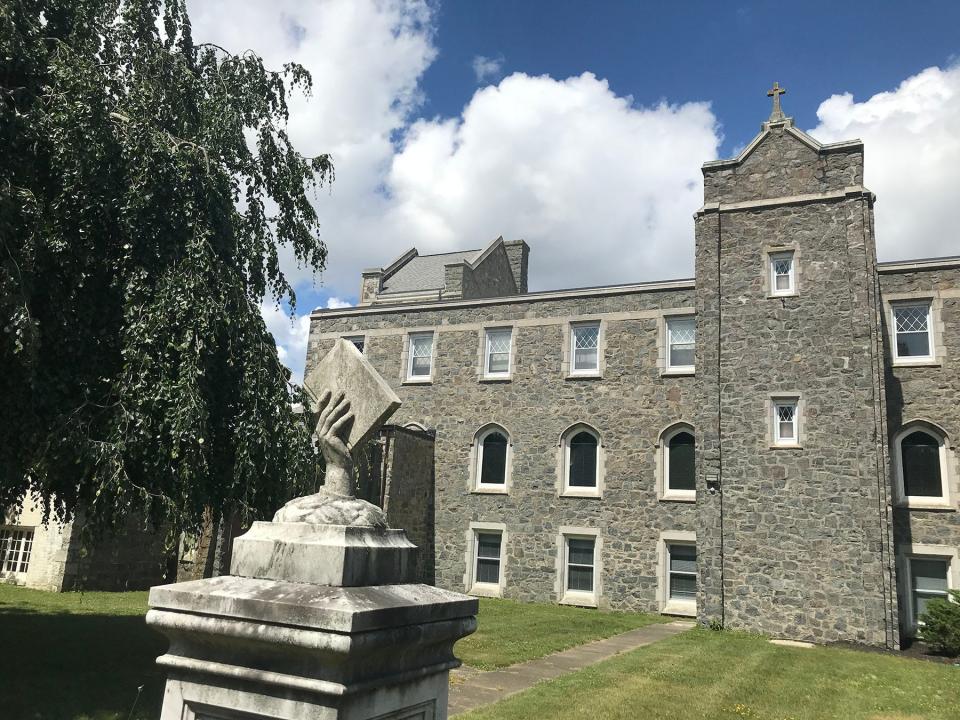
448, 620, 694, 716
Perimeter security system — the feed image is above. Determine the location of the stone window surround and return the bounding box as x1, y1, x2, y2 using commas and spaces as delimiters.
658, 309, 697, 376
884, 292, 945, 367
476, 324, 517, 382
891, 421, 957, 511
562, 318, 606, 379
656, 422, 696, 503
556, 422, 605, 498
763, 244, 801, 298
555, 526, 602, 608
464, 521, 507, 598
469, 423, 513, 495
400, 328, 437, 385
656, 530, 697, 617
896, 543, 959, 635
341, 334, 366, 353
767, 393, 803, 449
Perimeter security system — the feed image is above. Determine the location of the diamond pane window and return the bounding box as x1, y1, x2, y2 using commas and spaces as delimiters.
572, 323, 600, 372
344, 335, 365, 353
910, 558, 949, 624
0, 527, 34, 574
408, 332, 434, 378
475, 532, 502, 585
773, 400, 798, 445
668, 544, 697, 601
667, 317, 695, 370
566, 537, 595, 593
770, 251, 795, 295
485, 329, 512, 376
893, 304, 932, 359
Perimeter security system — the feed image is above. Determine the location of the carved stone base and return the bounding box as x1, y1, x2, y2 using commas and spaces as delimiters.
273, 491, 388, 528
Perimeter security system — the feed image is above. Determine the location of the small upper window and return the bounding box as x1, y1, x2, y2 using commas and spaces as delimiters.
407, 332, 434, 380
571, 323, 600, 374
770, 251, 795, 295
667, 430, 696, 494
477, 428, 509, 488
485, 328, 512, 377
909, 557, 949, 627
773, 399, 798, 446
893, 303, 933, 360
344, 335, 365, 353
566, 430, 599, 490
0, 527, 34, 574
666, 317, 695, 371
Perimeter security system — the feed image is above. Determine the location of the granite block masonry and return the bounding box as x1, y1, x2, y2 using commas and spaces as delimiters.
147, 339, 477, 720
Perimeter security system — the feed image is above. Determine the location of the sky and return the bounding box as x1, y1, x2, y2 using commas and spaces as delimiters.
185, 1, 960, 382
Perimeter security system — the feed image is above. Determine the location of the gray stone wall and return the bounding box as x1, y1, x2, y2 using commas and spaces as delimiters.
460, 243, 519, 300
308, 287, 699, 612
695, 126, 897, 646
503, 240, 530, 294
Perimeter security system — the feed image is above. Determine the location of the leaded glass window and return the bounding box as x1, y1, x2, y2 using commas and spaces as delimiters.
667, 317, 695, 370
571, 323, 600, 373
893, 304, 932, 359
408, 332, 434, 378
479, 431, 508, 486
774, 400, 797, 445
667, 431, 696, 492
910, 557, 949, 624
344, 335, 365, 353
485, 328, 512, 376
567, 431, 598, 488
566, 537, 595, 593
770, 251, 795, 295
668, 544, 697, 601
475, 532, 502, 585
900, 431, 943, 498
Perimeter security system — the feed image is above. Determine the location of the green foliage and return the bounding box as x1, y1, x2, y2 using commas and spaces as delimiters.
0, 0, 332, 533
919, 590, 960, 656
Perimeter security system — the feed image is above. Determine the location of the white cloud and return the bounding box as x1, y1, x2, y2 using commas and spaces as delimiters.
260, 303, 312, 384
472, 54, 504, 84
325, 296, 353, 309
810, 64, 960, 262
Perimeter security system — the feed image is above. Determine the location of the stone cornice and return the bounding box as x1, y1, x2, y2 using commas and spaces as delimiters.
695, 186, 874, 216
878, 256, 960, 273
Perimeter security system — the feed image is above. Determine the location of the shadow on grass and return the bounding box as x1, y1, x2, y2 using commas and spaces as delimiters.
0, 606, 167, 720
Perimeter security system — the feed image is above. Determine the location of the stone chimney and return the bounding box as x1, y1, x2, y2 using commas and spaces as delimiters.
502, 239, 530, 294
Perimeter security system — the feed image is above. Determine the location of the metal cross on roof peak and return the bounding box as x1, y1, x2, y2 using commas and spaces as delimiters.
767, 82, 787, 121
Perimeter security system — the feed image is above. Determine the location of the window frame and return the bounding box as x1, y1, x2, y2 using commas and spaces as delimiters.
558, 528, 601, 607
343, 335, 366, 353
405, 330, 435, 382
569, 321, 601, 376
891, 301, 934, 363
665, 315, 696, 374
466, 522, 507, 597
898, 544, 959, 635
770, 395, 801, 448
659, 424, 696, 502
769, 250, 796, 297
473, 424, 512, 494
657, 530, 697, 617
560, 424, 602, 497
483, 327, 513, 379
892, 424, 954, 510
0, 526, 35, 576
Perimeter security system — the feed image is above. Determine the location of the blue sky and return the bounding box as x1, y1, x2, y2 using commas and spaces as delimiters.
188, 1, 960, 382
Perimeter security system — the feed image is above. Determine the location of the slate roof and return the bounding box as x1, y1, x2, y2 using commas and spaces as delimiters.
380, 249, 480, 294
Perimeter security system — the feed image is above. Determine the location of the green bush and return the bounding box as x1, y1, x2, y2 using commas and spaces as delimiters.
918, 590, 960, 656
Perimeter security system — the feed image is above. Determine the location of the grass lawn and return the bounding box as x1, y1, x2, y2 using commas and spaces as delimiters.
460, 627, 960, 720
454, 597, 671, 670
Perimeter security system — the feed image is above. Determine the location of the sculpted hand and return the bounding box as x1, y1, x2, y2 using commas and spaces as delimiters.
314, 390, 355, 496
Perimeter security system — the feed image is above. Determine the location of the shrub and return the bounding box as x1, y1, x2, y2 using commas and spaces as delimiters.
918, 590, 960, 656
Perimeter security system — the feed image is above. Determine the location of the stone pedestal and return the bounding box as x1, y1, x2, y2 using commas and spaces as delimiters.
147, 521, 477, 720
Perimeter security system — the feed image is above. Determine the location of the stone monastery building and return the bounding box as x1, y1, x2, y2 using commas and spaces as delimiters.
312, 91, 957, 649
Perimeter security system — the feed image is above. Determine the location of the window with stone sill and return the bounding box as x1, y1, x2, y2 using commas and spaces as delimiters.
892, 302, 934, 362
0, 526, 34, 574
894, 425, 952, 507
570, 322, 600, 374
662, 426, 695, 499
666, 317, 695, 372
564, 536, 596, 595
667, 543, 697, 609
474, 531, 503, 587
475, 426, 510, 491
769, 251, 795, 296
484, 328, 512, 378
908, 556, 950, 629
772, 398, 799, 446
561, 426, 601, 494
406, 331, 434, 380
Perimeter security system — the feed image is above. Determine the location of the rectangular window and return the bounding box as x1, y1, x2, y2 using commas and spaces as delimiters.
474, 532, 502, 585
484, 328, 512, 377
668, 544, 697, 602
666, 316, 695, 371
893, 303, 933, 360
571, 323, 600, 374
0, 527, 34, 574
773, 399, 798, 445
566, 537, 596, 593
344, 335, 365, 353
407, 332, 434, 380
910, 557, 949, 625
770, 251, 795, 295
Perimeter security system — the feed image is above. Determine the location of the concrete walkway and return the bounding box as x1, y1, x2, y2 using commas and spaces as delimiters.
448, 620, 694, 716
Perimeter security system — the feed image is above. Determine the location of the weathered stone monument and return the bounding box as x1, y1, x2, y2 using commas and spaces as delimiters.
147, 339, 478, 720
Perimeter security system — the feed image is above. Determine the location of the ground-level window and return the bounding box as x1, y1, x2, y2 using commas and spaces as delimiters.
668, 544, 697, 604
772, 398, 799, 446
343, 335, 365, 353
407, 331, 434, 380
565, 537, 596, 593
0, 527, 34, 574
563, 426, 600, 493
474, 532, 503, 586
666, 316, 695, 371
892, 302, 933, 361
570, 322, 600, 374
909, 557, 949, 626
476, 426, 509, 489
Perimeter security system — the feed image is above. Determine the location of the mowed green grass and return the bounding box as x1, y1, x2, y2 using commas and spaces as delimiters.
460, 628, 960, 720
455, 597, 671, 670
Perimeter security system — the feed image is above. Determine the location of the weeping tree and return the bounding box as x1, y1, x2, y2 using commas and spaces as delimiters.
0, 0, 331, 540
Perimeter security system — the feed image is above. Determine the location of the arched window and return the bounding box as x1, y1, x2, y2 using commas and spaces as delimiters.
895, 424, 951, 507
561, 425, 601, 493
475, 425, 510, 490
660, 424, 695, 500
